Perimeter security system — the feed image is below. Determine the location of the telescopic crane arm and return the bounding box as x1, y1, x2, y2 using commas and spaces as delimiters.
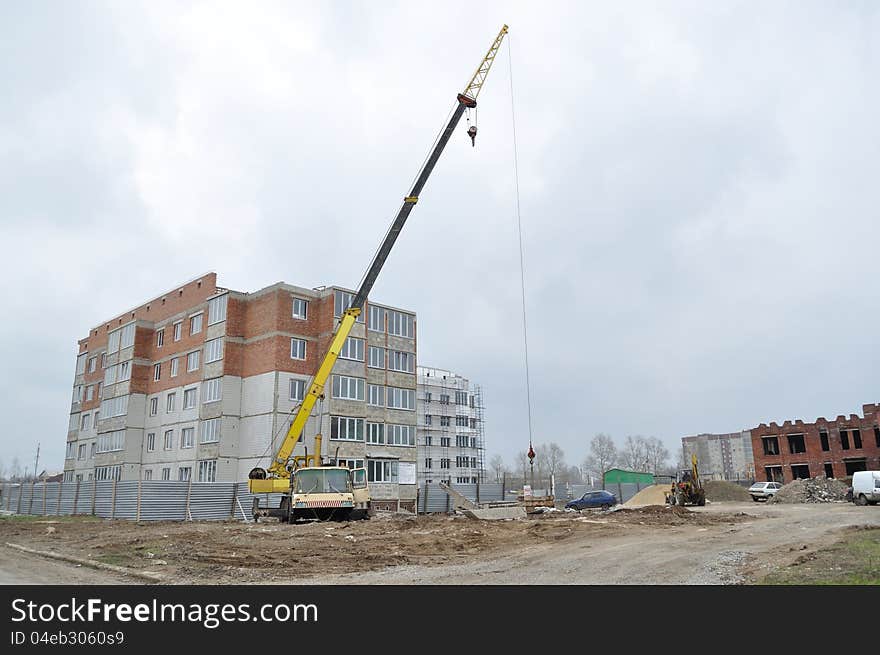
249, 25, 509, 491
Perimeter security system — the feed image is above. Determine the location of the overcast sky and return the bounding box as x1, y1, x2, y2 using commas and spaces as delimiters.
1, 1, 878, 475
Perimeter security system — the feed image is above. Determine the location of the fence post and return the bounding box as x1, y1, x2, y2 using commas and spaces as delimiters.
230, 482, 239, 520
56, 482, 62, 515
111, 480, 118, 519
476, 482, 481, 504
618, 482, 623, 504
136, 478, 142, 522
28, 482, 35, 514
423, 484, 429, 513
502, 473, 506, 500
445, 483, 451, 513
73, 480, 80, 515
91, 481, 97, 516
185, 479, 193, 521
18, 484, 23, 514
42, 482, 47, 515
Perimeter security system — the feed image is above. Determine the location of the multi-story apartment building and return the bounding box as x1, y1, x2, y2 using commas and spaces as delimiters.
416, 366, 485, 485
681, 431, 755, 481
751, 403, 880, 483
64, 272, 419, 511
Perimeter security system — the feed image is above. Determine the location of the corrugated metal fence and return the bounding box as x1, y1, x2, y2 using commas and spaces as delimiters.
0, 481, 285, 522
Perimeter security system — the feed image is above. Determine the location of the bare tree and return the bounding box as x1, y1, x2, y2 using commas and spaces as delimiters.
488, 454, 507, 483
621, 435, 648, 471
644, 437, 670, 474
535, 443, 566, 483
582, 433, 618, 484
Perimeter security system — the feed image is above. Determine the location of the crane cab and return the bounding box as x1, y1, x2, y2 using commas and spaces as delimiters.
251, 465, 370, 523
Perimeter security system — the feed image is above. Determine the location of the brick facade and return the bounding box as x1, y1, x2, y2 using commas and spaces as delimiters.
750, 403, 880, 483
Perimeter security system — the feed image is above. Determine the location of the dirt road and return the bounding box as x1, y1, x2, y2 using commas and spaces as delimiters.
1, 502, 877, 584
0, 547, 125, 585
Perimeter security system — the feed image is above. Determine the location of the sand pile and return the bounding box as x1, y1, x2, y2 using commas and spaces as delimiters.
704, 481, 751, 502
769, 477, 849, 504
623, 484, 670, 507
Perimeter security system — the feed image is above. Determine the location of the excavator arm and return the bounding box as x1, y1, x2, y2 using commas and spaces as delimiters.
249, 25, 509, 494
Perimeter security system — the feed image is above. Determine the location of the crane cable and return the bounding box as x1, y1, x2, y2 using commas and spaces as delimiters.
507, 36, 535, 455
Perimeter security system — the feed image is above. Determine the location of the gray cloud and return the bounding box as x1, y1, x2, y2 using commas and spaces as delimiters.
1, 1, 878, 474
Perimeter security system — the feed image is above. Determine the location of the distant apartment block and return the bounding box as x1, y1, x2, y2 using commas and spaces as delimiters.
65, 272, 419, 511
681, 431, 755, 481
417, 366, 485, 485
751, 403, 880, 483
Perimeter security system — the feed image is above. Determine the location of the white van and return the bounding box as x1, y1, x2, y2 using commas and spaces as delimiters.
851, 471, 880, 506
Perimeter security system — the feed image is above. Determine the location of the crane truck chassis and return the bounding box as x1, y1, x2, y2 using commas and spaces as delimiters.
247, 25, 510, 523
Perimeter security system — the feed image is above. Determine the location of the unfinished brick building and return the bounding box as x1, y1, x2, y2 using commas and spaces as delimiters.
750, 403, 880, 483
65, 272, 419, 511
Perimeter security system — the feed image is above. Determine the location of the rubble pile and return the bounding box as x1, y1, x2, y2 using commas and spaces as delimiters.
769, 477, 849, 504
704, 481, 751, 502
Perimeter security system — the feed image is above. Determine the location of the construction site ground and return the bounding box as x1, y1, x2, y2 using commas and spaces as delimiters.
2, 501, 879, 584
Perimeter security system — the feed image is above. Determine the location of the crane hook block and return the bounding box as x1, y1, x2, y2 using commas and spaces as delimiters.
467, 125, 477, 147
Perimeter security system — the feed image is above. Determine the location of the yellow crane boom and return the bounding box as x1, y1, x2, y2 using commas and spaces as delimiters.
249, 25, 509, 494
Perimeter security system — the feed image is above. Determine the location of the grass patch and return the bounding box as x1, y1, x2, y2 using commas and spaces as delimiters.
94, 552, 134, 566
760, 527, 880, 585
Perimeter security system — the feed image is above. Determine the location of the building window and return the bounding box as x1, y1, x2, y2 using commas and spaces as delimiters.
183, 388, 197, 409
186, 350, 200, 372
330, 416, 364, 441
333, 290, 363, 322
164, 430, 174, 450
439, 394, 449, 405
425, 435, 432, 446
99, 395, 128, 418
791, 464, 810, 480
198, 460, 217, 482
208, 294, 227, 325
190, 313, 203, 335
368, 384, 385, 407
166, 392, 176, 412
118, 361, 131, 382
85, 385, 94, 402
81, 413, 91, 431
386, 310, 414, 338
178, 467, 192, 482
289, 379, 306, 402
339, 336, 365, 361
440, 436, 451, 447
424, 458, 432, 469
147, 432, 155, 452
154, 363, 161, 381
332, 375, 365, 401
455, 416, 469, 427
425, 392, 432, 403
202, 378, 222, 403
387, 424, 415, 446
368, 346, 385, 369
201, 418, 221, 444
97, 382, 102, 399
162, 467, 171, 481
173, 321, 182, 341
368, 305, 385, 331
292, 297, 308, 320
366, 422, 385, 445
170, 357, 179, 377
90, 442, 96, 458
181, 427, 194, 449
96, 430, 125, 453
204, 338, 223, 363
149, 397, 158, 416
387, 387, 415, 410
95, 465, 121, 481
820, 430, 830, 451
290, 338, 307, 360
824, 463, 834, 478
456, 435, 468, 447
875, 426, 880, 448
88, 356, 97, 373
852, 429, 863, 449
367, 460, 398, 483
440, 416, 450, 427
762, 436, 779, 456
787, 434, 805, 454
337, 458, 364, 470
100, 353, 106, 369
388, 350, 415, 373
156, 329, 164, 348
764, 465, 783, 483
77, 443, 86, 460
143, 469, 153, 481
424, 414, 432, 426
455, 391, 468, 406
841, 430, 850, 450
440, 458, 450, 469
66, 442, 76, 459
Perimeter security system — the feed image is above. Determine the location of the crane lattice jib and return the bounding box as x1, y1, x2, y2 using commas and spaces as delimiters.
462, 24, 509, 101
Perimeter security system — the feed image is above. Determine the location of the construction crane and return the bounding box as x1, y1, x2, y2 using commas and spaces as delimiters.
248, 25, 510, 522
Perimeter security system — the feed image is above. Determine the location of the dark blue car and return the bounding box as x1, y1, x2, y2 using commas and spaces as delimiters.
565, 490, 617, 510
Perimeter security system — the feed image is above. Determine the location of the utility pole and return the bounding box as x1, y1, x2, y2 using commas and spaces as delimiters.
33, 442, 40, 480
